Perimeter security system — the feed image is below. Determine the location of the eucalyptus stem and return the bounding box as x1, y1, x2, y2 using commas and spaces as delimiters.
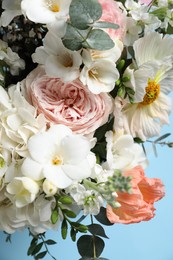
90, 215, 97, 258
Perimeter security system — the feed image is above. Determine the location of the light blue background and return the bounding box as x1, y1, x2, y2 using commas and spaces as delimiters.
1, 99, 173, 260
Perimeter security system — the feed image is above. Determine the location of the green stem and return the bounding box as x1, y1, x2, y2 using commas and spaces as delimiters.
90, 215, 97, 258
40, 235, 56, 260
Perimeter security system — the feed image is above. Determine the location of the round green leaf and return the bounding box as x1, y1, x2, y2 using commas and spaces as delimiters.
88, 224, 109, 239
77, 235, 105, 257
82, 29, 114, 50
69, 0, 102, 30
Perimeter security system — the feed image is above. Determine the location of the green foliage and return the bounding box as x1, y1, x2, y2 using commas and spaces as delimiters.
69, 0, 102, 29
150, 7, 167, 21
77, 235, 105, 258
94, 207, 113, 226
88, 224, 109, 239
61, 219, 68, 240
51, 210, 59, 224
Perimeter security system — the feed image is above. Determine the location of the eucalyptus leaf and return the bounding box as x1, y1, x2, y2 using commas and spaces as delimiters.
82, 29, 114, 50
31, 242, 43, 255
77, 235, 105, 257
94, 207, 113, 226
45, 239, 57, 245
92, 21, 119, 29
88, 224, 109, 239
69, 0, 102, 29
62, 23, 89, 51
154, 133, 171, 143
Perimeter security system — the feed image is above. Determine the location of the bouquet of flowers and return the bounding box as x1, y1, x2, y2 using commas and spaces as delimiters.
0, 0, 173, 259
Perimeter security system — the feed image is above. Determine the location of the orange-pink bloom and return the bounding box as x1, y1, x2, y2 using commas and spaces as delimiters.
106, 166, 165, 224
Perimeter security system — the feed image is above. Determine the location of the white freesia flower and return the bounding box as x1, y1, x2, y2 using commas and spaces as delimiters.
21, 0, 71, 27
21, 124, 96, 189
122, 32, 173, 140
0, 84, 46, 157
67, 183, 104, 215
0, 39, 25, 75
6, 177, 40, 208
43, 179, 58, 197
80, 50, 119, 94
32, 31, 82, 82
1, 0, 22, 27
103, 131, 148, 171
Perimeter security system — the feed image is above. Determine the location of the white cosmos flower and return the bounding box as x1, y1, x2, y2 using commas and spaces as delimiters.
122, 32, 173, 140
21, 0, 71, 26
6, 177, 40, 208
32, 31, 82, 82
80, 50, 119, 94
1, 0, 22, 27
103, 131, 148, 171
21, 124, 96, 189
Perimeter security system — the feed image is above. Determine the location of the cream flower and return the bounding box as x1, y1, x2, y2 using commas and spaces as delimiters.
21, 124, 96, 189
122, 32, 173, 140
21, 0, 71, 25
0, 39, 25, 75
103, 131, 148, 171
32, 31, 82, 82
0, 84, 46, 157
1, 0, 22, 27
80, 49, 119, 94
6, 177, 40, 208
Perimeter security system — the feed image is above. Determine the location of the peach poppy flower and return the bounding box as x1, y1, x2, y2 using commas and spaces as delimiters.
106, 166, 165, 224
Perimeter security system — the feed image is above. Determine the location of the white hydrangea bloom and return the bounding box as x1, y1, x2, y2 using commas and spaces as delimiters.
32, 31, 82, 82
21, 124, 96, 189
103, 131, 148, 171
0, 83, 46, 157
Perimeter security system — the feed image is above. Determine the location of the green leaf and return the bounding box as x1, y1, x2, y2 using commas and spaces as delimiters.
61, 219, 68, 240
62, 23, 86, 51
150, 7, 167, 21
71, 222, 88, 232
82, 29, 114, 50
94, 207, 113, 226
69, 0, 102, 29
35, 251, 47, 259
134, 137, 144, 144
45, 239, 57, 245
154, 133, 171, 143
77, 235, 105, 257
63, 209, 76, 218
31, 242, 43, 255
166, 24, 173, 34
51, 210, 59, 224
92, 21, 119, 29
59, 196, 73, 204
88, 224, 109, 239
70, 227, 77, 242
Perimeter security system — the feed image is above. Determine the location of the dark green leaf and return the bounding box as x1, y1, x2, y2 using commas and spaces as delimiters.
77, 235, 105, 257
63, 209, 76, 218
154, 133, 171, 143
82, 29, 114, 50
92, 21, 119, 29
88, 224, 109, 239
134, 137, 144, 144
70, 227, 77, 242
31, 242, 43, 255
94, 207, 113, 226
35, 251, 47, 259
69, 0, 102, 29
71, 222, 88, 232
51, 210, 59, 224
45, 239, 57, 245
166, 24, 173, 34
61, 219, 68, 240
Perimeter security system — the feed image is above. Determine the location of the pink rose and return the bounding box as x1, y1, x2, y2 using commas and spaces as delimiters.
22, 66, 113, 135
98, 0, 126, 41
106, 166, 165, 224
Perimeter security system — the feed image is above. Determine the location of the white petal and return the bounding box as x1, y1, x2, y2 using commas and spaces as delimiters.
21, 158, 44, 180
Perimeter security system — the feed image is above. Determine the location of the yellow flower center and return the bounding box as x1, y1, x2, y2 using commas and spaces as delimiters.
89, 68, 98, 80
47, 1, 60, 12
52, 155, 63, 165
140, 80, 160, 106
